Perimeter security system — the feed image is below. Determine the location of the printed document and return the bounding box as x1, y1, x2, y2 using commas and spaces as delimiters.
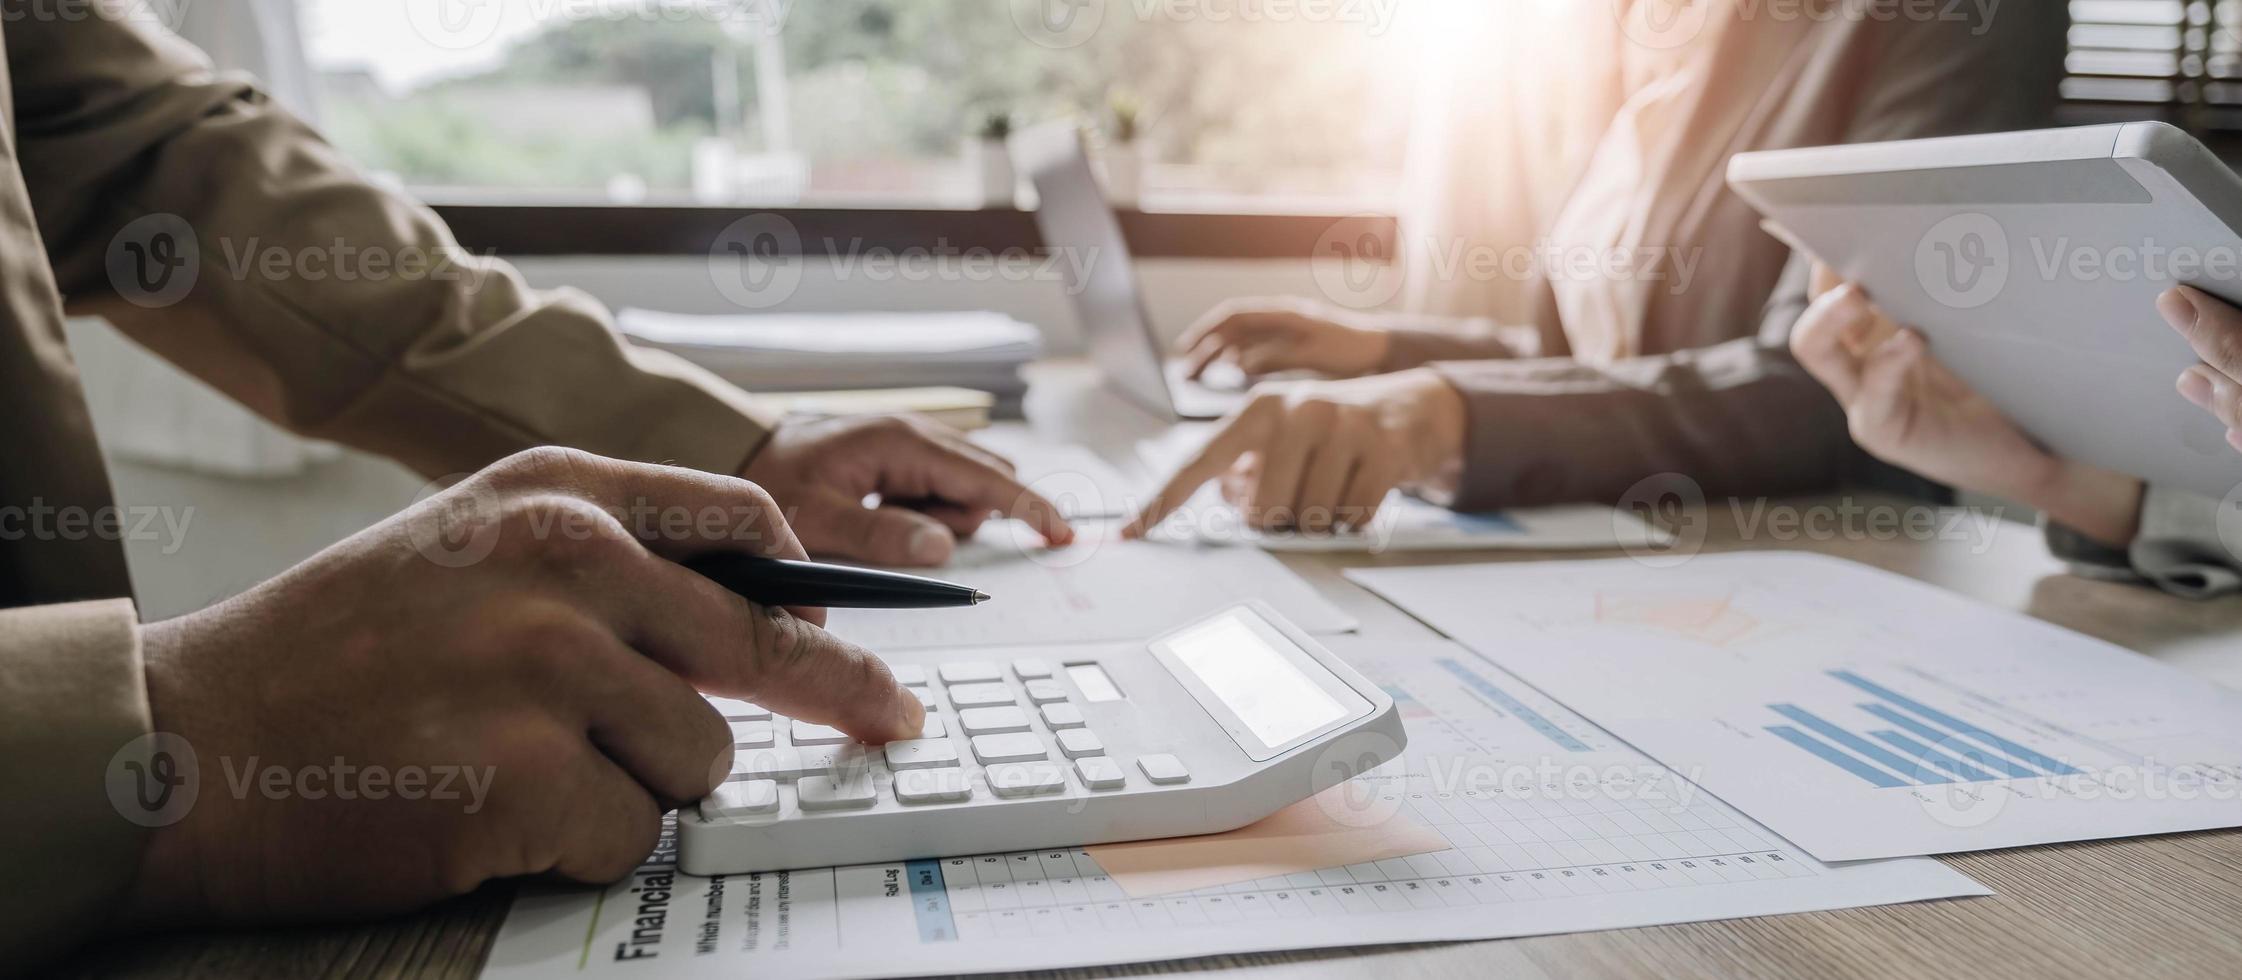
828, 525, 1357, 649
1351, 554, 2242, 861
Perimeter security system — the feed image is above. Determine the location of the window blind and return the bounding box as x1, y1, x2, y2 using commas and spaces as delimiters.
2059, 0, 2223, 127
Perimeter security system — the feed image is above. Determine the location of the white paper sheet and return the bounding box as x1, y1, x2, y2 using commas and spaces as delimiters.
480, 641, 1983, 980
968, 429, 1143, 520
827, 525, 1357, 650
1350, 553, 2242, 862
1165, 489, 1674, 554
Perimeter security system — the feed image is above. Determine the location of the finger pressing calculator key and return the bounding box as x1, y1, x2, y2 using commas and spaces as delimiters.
678, 603, 1404, 876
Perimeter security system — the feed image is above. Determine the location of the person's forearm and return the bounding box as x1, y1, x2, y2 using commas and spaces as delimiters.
20, 14, 780, 481
1429, 339, 1853, 511
1371, 316, 1535, 371
2021, 459, 2145, 551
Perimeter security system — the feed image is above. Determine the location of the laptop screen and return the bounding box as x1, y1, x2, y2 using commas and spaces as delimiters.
1014, 122, 1180, 420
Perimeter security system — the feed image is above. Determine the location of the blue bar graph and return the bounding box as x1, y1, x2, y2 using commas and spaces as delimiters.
1831, 670, 2081, 776
1765, 725, 1907, 788
1859, 703, 2040, 779
1770, 704, 1951, 784
1870, 730, 2001, 782
1439, 658, 1589, 752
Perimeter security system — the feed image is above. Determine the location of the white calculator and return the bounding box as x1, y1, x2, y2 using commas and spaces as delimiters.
678, 603, 1404, 876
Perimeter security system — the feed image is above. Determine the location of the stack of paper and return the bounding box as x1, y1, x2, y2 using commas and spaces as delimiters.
756, 387, 998, 431
619, 310, 1041, 411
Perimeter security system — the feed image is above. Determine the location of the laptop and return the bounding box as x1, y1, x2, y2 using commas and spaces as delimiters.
1014, 122, 1249, 421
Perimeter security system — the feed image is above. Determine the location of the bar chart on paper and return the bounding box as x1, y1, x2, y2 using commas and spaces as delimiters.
1349, 554, 2242, 862
481, 641, 1979, 980
1758, 669, 2107, 790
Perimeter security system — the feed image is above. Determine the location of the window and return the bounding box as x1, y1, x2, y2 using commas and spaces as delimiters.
300, 0, 1414, 211
2060, 0, 2242, 135
2061, 0, 2190, 122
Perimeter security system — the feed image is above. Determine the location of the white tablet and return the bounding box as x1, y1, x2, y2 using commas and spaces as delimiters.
1729, 121, 2242, 502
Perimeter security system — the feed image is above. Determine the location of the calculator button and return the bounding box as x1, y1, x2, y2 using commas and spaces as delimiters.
701, 779, 780, 820
1023, 680, 1068, 704
735, 747, 801, 781
738, 744, 866, 781
912, 687, 939, 710
797, 770, 878, 811
888, 664, 928, 686
707, 697, 770, 721
1074, 757, 1127, 791
971, 732, 1049, 764
884, 738, 960, 771
1010, 658, 1053, 680
1055, 729, 1104, 758
894, 767, 974, 805
729, 720, 775, 748
948, 683, 1015, 708
1138, 754, 1191, 785
1039, 704, 1086, 730
985, 762, 1068, 799
958, 706, 1031, 734
790, 720, 851, 746
815, 745, 876, 774
939, 662, 1002, 684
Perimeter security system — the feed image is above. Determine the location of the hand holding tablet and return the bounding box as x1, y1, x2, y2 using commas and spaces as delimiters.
1730, 121, 2242, 501
2159, 285, 2242, 452
1790, 267, 2148, 549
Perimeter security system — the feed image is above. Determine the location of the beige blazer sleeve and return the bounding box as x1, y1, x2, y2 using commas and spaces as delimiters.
1430, 12, 2063, 511
0, 600, 148, 964
9, 13, 778, 480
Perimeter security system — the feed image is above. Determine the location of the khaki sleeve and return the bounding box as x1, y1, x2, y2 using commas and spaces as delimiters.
0, 599, 150, 966
7, 13, 777, 480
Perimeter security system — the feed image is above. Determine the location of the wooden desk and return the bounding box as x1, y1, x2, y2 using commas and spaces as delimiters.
59, 374, 2242, 980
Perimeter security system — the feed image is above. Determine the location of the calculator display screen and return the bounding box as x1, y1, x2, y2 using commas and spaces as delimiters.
1166, 612, 1349, 749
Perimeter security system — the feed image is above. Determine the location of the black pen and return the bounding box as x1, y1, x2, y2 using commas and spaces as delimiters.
679, 552, 991, 609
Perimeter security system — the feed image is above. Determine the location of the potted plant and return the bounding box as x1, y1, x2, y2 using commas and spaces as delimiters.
969, 111, 1016, 208
1101, 92, 1147, 207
